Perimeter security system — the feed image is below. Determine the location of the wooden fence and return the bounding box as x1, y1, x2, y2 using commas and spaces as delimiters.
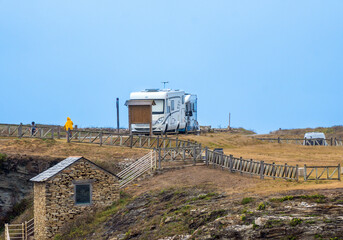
0, 123, 198, 149
4, 218, 34, 240
205, 150, 299, 180
255, 137, 343, 146
303, 164, 341, 181
1, 123, 341, 182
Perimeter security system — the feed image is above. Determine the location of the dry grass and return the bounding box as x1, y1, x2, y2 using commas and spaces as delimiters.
178, 132, 343, 166
126, 165, 343, 198
0, 137, 148, 166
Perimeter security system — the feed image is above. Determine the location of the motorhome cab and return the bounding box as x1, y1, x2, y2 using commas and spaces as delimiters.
129, 89, 198, 134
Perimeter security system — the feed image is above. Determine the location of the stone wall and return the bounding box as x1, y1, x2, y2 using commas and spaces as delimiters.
34, 159, 119, 239
34, 182, 46, 240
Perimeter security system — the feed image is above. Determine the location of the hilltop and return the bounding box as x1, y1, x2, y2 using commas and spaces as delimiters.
2, 130, 343, 239
269, 125, 343, 139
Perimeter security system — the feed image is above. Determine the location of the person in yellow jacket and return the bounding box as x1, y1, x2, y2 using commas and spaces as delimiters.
64, 117, 73, 139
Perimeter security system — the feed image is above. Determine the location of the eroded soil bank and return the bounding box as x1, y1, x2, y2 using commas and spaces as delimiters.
0, 154, 61, 226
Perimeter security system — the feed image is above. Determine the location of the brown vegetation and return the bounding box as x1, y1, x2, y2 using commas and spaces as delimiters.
179, 132, 343, 166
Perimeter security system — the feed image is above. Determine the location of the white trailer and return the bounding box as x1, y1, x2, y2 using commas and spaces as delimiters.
129, 89, 198, 134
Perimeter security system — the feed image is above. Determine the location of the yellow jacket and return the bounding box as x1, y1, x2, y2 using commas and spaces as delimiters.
64, 117, 73, 131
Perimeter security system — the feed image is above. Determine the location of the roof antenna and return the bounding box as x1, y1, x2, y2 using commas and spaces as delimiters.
161, 81, 169, 89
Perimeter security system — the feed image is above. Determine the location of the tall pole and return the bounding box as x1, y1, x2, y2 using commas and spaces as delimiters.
116, 98, 120, 133
228, 112, 231, 130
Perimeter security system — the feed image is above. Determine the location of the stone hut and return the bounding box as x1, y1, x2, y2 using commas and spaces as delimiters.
30, 156, 120, 240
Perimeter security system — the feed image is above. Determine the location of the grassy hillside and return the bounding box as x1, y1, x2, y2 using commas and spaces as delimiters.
0, 138, 148, 173
2, 133, 343, 239
179, 132, 343, 166
270, 125, 343, 138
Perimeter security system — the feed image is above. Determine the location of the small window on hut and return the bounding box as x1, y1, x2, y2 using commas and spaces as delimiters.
75, 184, 91, 205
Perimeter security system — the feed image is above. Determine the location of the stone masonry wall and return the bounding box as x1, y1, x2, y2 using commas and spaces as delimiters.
34, 182, 46, 240
37, 159, 119, 239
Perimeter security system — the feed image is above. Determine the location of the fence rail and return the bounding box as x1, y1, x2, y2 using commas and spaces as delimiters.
0, 123, 198, 149
4, 218, 34, 240
205, 150, 299, 180
303, 164, 341, 181
117, 151, 156, 188
1, 123, 341, 182
255, 137, 343, 146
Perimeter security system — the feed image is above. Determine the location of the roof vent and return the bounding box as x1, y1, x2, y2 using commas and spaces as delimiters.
145, 89, 159, 92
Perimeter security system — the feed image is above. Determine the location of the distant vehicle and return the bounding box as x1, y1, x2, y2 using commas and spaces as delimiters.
129, 89, 198, 134
303, 132, 328, 146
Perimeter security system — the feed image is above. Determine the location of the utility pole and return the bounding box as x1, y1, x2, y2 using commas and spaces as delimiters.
116, 98, 120, 133
228, 112, 231, 130
161, 81, 169, 89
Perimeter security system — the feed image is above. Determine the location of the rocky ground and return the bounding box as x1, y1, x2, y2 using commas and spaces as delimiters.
56, 187, 343, 240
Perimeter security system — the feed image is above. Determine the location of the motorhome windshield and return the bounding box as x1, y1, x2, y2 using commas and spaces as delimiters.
152, 99, 165, 114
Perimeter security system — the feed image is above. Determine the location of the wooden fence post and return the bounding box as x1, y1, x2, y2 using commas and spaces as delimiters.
296, 164, 299, 182
239, 157, 243, 175
57, 126, 61, 139
278, 137, 280, 144
5, 223, 8, 240
221, 153, 224, 170
284, 163, 287, 179
25, 220, 27, 240
272, 162, 276, 180
338, 163, 341, 181
260, 161, 264, 179
229, 155, 233, 172
250, 159, 253, 177
67, 129, 70, 143
130, 134, 133, 148
22, 223, 24, 240
18, 123, 22, 138
158, 148, 161, 169
205, 147, 208, 166
304, 164, 307, 181
99, 132, 103, 146
331, 137, 333, 146
51, 128, 54, 139
212, 152, 216, 168
157, 136, 160, 149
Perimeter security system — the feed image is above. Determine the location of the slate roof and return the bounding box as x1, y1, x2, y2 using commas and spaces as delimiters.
30, 156, 83, 182
30, 156, 120, 182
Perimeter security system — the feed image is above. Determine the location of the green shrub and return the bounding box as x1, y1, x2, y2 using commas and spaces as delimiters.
257, 202, 266, 210
270, 196, 294, 202
241, 197, 253, 205
300, 194, 325, 199
289, 218, 302, 226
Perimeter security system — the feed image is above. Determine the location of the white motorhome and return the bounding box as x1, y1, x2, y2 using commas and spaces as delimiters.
303, 132, 328, 146
129, 89, 198, 134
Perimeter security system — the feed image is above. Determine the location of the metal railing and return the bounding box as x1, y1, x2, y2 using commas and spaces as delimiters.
117, 151, 156, 188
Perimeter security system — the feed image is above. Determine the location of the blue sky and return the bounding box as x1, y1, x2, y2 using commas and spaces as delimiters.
1, 0, 343, 133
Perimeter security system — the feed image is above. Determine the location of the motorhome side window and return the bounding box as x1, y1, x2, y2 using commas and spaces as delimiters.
152, 99, 165, 114
171, 100, 175, 111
